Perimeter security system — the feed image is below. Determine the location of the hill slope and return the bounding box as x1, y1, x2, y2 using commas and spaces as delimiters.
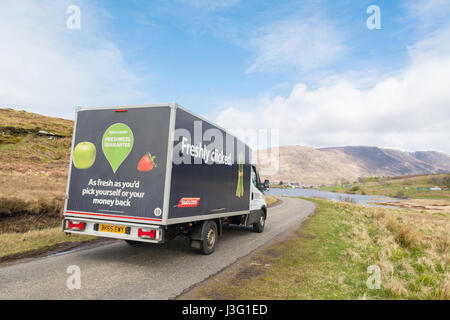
0, 108, 72, 220
0, 108, 72, 170
256, 145, 450, 185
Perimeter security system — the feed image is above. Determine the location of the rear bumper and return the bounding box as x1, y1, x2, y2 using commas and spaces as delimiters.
62, 216, 164, 244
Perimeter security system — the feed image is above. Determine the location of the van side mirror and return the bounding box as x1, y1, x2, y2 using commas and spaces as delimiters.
263, 179, 270, 190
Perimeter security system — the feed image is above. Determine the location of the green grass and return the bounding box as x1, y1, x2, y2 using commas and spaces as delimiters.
0, 133, 72, 163
0, 227, 97, 261
0, 134, 23, 144
320, 174, 450, 201
198, 199, 449, 300
269, 184, 292, 189
265, 195, 278, 207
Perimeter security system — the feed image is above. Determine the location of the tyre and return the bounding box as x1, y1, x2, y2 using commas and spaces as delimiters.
200, 220, 218, 255
253, 212, 265, 233
124, 240, 142, 245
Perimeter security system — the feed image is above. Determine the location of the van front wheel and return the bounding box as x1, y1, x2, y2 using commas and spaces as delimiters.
253, 212, 265, 233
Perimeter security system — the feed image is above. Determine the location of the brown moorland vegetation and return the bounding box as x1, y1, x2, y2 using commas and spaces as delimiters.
0, 108, 72, 233
196, 198, 449, 300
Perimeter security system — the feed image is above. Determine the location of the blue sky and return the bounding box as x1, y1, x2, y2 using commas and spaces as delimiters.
93, 0, 416, 114
0, 0, 449, 152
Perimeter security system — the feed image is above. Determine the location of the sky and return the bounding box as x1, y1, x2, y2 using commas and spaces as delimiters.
0, 0, 449, 153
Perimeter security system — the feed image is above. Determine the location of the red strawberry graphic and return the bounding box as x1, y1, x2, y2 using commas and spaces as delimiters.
137, 152, 157, 172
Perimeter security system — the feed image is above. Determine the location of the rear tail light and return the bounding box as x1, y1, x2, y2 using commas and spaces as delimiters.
68, 221, 85, 231
138, 228, 156, 239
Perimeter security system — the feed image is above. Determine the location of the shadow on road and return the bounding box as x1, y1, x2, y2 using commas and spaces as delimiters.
75, 224, 257, 266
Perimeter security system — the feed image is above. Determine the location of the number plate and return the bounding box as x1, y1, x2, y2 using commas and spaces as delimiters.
99, 224, 126, 234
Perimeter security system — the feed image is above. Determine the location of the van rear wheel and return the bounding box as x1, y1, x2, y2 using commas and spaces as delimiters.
200, 220, 218, 255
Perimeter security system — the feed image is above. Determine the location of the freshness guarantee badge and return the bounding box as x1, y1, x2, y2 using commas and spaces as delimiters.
102, 123, 134, 173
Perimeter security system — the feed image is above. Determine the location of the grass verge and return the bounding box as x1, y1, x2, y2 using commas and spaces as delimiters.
197, 198, 449, 300
0, 227, 97, 262
265, 195, 279, 207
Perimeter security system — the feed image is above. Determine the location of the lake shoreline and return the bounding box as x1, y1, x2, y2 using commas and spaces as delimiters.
267, 188, 404, 208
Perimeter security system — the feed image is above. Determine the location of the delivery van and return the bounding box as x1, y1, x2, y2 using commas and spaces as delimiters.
62, 103, 269, 254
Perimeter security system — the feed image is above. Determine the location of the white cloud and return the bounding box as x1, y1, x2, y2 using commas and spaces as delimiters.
245, 14, 345, 73
0, 1, 151, 119
217, 28, 450, 153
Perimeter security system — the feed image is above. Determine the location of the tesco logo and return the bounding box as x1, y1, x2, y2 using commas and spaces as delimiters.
178, 197, 200, 208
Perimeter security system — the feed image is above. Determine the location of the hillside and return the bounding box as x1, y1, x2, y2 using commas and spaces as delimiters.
0, 108, 72, 168
0, 109, 72, 202
255, 145, 450, 185
0, 108, 72, 232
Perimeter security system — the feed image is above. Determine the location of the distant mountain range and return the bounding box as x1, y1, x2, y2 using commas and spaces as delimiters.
255, 145, 450, 185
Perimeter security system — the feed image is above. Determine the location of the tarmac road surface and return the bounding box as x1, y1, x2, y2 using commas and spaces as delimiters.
0, 197, 315, 299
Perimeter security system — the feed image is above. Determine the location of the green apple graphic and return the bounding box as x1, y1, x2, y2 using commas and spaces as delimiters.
73, 141, 96, 169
